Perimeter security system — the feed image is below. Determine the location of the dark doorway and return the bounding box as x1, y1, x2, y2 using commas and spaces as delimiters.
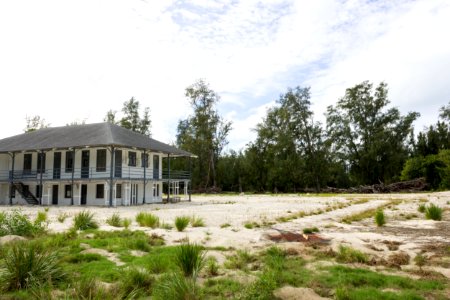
52, 185, 59, 205
53, 152, 61, 179
153, 155, 159, 179
23, 153, 32, 175
81, 150, 90, 178
115, 150, 122, 178
81, 184, 87, 205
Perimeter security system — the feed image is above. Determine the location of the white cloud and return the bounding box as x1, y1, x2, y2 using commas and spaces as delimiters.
0, 0, 449, 150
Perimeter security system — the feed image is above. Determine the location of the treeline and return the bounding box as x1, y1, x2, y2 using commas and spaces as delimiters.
174, 80, 450, 192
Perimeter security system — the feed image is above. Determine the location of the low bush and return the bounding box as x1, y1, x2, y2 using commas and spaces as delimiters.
153, 273, 199, 300
418, 204, 426, 213
175, 216, 190, 232
0, 242, 64, 291
375, 210, 386, 227
121, 267, 154, 297
136, 212, 160, 228
190, 216, 205, 227
425, 204, 443, 221
176, 242, 206, 278
0, 210, 45, 237
73, 210, 99, 230
206, 257, 219, 276
336, 245, 368, 264
106, 213, 123, 227
57, 212, 69, 223
303, 227, 319, 234
34, 211, 47, 225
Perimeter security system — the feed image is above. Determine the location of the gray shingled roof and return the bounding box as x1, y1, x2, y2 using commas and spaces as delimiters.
0, 122, 194, 157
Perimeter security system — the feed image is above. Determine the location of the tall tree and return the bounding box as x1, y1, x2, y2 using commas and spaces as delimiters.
104, 98, 151, 136
24, 115, 48, 132
326, 81, 419, 185
176, 79, 232, 189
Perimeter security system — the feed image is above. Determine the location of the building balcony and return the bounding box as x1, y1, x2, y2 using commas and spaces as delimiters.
0, 167, 190, 182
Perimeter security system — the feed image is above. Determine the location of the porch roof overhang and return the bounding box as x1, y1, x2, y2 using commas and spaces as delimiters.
0, 122, 196, 158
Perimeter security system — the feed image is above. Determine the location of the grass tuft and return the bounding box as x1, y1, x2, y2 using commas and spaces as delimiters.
375, 210, 386, 227
0, 242, 64, 291
425, 204, 443, 221
136, 212, 160, 228
175, 216, 191, 232
303, 227, 319, 234
190, 216, 205, 227
73, 210, 99, 230
0, 209, 45, 237
336, 245, 368, 264
57, 212, 69, 223
418, 204, 426, 213
106, 213, 123, 227
176, 242, 206, 278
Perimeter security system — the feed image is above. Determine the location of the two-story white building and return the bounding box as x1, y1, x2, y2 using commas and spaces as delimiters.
0, 122, 194, 206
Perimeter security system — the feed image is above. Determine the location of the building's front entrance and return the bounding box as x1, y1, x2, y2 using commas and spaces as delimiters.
52, 185, 58, 205
81, 184, 87, 205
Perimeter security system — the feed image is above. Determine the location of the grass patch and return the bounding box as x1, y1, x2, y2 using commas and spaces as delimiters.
106, 213, 123, 227
176, 242, 206, 278
57, 212, 69, 223
175, 216, 191, 232
418, 204, 426, 213
73, 210, 99, 230
0, 210, 46, 237
224, 250, 257, 270
336, 245, 368, 264
220, 223, 231, 228
425, 204, 443, 221
190, 216, 205, 227
375, 209, 386, 227
303, 227, 319, 234
136, 212, 160, 228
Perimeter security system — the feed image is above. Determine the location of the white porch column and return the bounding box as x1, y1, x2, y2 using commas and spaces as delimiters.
104, 182, 108, 206
125, 183, 130, 206
47, 185, 51, 205
78, 184, 81, 206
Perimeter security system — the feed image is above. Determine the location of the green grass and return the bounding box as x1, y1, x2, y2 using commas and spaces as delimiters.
0, 209, 46, 237
136, 212, 160, 228
176, 242, 206, 278
224, 249, 257, 270
375, 209, 386, 226
418, 204, 426, 213
34, 211, 47, 225
105, 212, 123, 227
57, 212, 69, 223
336, 245, 368, 264
175, 216, 190, 232
73, 210, 99, 230
303, 227, 319, 234
425, 204, 443, 221
220, 223, 231, 228
190, 216, 205, 227
0, 242, 64, 292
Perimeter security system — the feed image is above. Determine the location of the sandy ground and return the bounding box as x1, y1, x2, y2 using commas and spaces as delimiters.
1, 192, 450, 277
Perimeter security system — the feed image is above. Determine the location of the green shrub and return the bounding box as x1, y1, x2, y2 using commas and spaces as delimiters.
220, 223, 231, 228
34, 211, 47, 225
121, 267, 154, 296
57, 212, 69, 223
336, 245, 368, 264
122, 218, 132, 229
425, 204, 443, 221
106, 213, 122, 227
153, 273, 199, 300
0, 210, 45, 237
175, 216, 190, 232
190, 216, 205, 227
303, 227, 319, 234
244, 222, 254, 229
224, 250, 256, 270
148, 257, 168, 274
161, 222, 173, 230
418, 204, 426, 213
0, 242, 64, 291
414, 253, 427, 270
176, 242, 206, 278
136, 212, 160, 228
206, 257, 219, 276
375, 210, 386, 227
73, 210, 99, 230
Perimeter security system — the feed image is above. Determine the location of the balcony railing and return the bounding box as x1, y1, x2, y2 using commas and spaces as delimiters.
0, 167, 190, 182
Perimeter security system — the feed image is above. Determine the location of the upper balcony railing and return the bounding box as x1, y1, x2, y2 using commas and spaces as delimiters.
0, 167, 190, 182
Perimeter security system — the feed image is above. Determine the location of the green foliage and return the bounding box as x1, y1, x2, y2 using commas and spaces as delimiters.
374, 210, 386, 227
336, 245, 368, 264
175, 216, 190, 232
176, 242, 206, 278
224, 250, 256, 270
176, 79, 232, 189
135, 212, 160, 228
106, 213, 123, 227
105, 97, 151, 136
303, 227, 319, 234
244, 222, 254, 229
220, 223, 231, 228
425, 204, 443, 221
153, 273, 200, 300
73, 210, 99, 230
206, 257, 219, 276
121, 267, 154, 296
34, 211, 47, 225
0, 242, 63, 291
122, 218, 131, 229
327, 81, 419, 185
418, 204, 426, 213
57, 212, 69, 223
190, 215, 205, 227
0, 210, 46, 237
414, 253, 426, 269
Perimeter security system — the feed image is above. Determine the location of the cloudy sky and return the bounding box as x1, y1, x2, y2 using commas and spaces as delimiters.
1, 0, 449, 150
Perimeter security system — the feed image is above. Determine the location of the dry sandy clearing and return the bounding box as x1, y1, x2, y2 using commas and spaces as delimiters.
1, 192, 449, 278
